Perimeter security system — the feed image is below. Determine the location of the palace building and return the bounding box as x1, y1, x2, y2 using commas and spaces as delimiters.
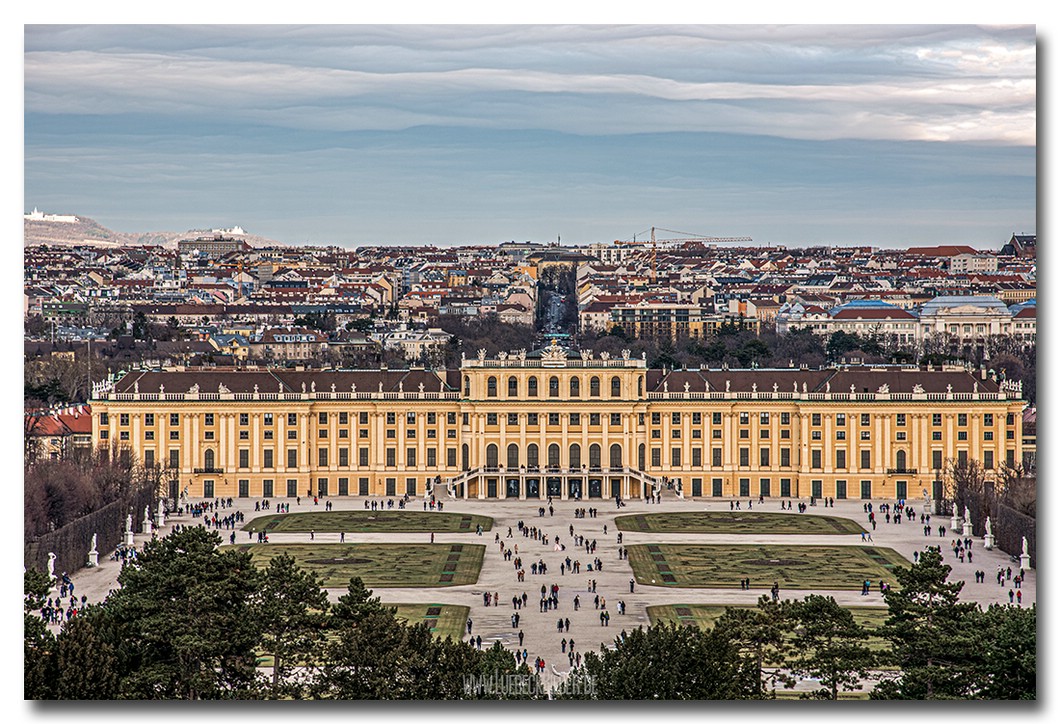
90, 342, 1025, 503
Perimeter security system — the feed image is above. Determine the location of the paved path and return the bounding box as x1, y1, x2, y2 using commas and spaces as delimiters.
56, 495, 1036, 683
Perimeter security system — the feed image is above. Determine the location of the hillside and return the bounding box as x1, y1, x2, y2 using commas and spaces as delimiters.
24, 215, 284, 249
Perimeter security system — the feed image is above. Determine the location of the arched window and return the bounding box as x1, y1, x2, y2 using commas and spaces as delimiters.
611, 376, 621, 398
487, 376, 497, 397
570, 377, 580, 397
637, 377, 643, 397
896, 450, 907, 471
569, 443, 582, 469
486, 444, 498, 469
549, 376, 559, 398
610, 443, 623, 469
508, 376, 518, 397
461, 444, 470, 471
527, 443, 539, 469
589, 443, 601, 470
204, 449, 215, 470
463, 376, 470, 397
507, 443, 520, 469
548, 443, 560, 469
638, 443, 646, 470
589, 376, 600, 397
528, 376, 539, 397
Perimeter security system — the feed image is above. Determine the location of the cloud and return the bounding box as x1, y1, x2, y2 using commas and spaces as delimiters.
24, 24, 1035, 145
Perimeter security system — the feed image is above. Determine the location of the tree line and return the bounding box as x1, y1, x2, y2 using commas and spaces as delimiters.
25, 533, 1034, 700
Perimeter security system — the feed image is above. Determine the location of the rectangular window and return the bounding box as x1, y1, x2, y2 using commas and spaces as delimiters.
896, 414, 906, 426
169, 449, 180, 469
984, 450, 994, 469
672, 412, 681, 425
361, 412, 369, 425
204, 431, 214, 441
527, 413, 539, 426
760, 412, 769, 425
264, 413, 273, 425
426, 412, 436, 425
386, 449, 396, 467
739, 478, 750, 497
144, 450, 155, 468
239, 449, 249, 468
933, 431, 942, 441
318, 412, 328, 425
671, 429, 681, 439
780, 448, 791, 467
811, 449, 822, 469
896, 432, 907, 441
692, 448, 702, 467
287, 480, 298, 497
712, 412, 722, 425
861, 450, 871, 469
203, 480, 214, 498
338, 478, 348, 496
145, 413, 155, 426
339, 412, 349, 425
932, 450, 943, 469
692, 412, 702, 425
339, 448, 349, 467
652, 413, 661, 425
759, 478, 770, 497
427, 448, 437, 467
239, 430, 249, 440
508, 413, 519, 426
713, 429, 723, 439
984, 431, 994, 441
836, 430, 846, 440
651, 448, 661, 467
406, 478, 417, 496
836, 413, 846, 426
407, 412, 416, 425
407, 448, 416, 467
760, 428, 770, 439
447, 448, 457, 467
780, 429, 790, 439
760, 448, 770, 467
739, 448, 749, 467
170, 413, 179, 426
590, 413, 600, 426
836, 480, 847, 499
984, 413, 993, 426
933, 414, 942, 426
861, 413, 870, 426
812, 413, 821, 426
386, 412, 396, 425
318, 448, 328, 467
958, 431, 968, 441
120, 413, 129, 426
860, 431, 871, 440
487, 413, 497, 426
360, 448, 369, 466
958, 414, 968, 426
548, 413, 560, 426
406, 429, 416, 439
712, 448, 723, 467
264, 430, 274, 440
263, 479, 274, 498
339, 429, 349, 439
611, 413, 622, 426
263, 449, 274, 468
780, 412, 790, 425
288, 413, 297, 426
287, 449, 298, 468
836, 449, 846, 469
739, 412, 749, 424
145, 431, 155, 441
319, 429, 328, 439
812, 430, 822, 440
860, 480, 872, 499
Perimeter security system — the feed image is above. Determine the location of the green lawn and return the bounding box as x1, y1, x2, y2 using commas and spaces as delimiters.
615, 511, 866, 535
233, 542, 484, 587
647, 603, 889, 635
243, 510, 493, 534
393, 604, 470, 641
627, 543, 908, 590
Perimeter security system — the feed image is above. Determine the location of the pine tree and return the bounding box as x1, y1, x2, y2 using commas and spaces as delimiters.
787, 594, 876, 700
976, 603, 1036, 699
716, 596, 795, 696
253, 553, 330, 699
24, 568, 56, 699
871, 548, 981, 699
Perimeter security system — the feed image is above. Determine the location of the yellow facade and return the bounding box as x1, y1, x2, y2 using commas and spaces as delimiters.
91, 348, 1024, 503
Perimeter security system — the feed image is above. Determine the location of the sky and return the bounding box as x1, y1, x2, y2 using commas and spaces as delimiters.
22, 24, 1037, 249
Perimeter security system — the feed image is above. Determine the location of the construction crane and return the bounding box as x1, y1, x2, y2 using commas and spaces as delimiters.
628, 227, 753, 282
